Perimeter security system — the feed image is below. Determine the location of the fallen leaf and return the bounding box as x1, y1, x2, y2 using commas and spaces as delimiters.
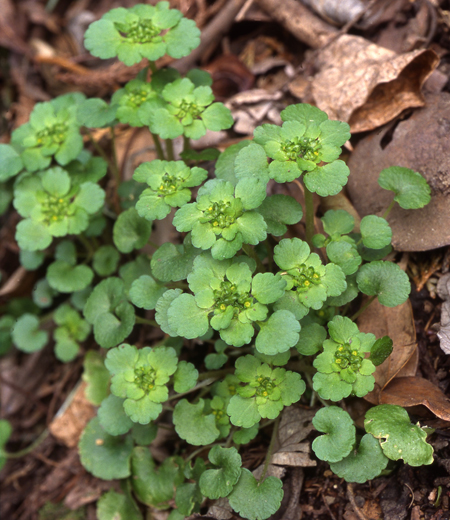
347, 92, 450, 251
437, 273, 450, 355
312, 34, 439, 132
380, 377, 450, 421
357, 299, 418, 404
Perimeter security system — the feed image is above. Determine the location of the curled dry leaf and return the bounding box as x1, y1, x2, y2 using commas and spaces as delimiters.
347, 92, 450, 251
357, 298, 418, 404
311, 35, 439, 132
380, 377, 450, 421
437, 273, 450, 355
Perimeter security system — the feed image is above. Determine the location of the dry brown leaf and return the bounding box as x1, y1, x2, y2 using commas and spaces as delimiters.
312, 34, 439, 132
357, 299, 418, 404
49, 381, 96, 448
379, 376, 450, 421
437, 274, 450, 355
347, 92, 450, 251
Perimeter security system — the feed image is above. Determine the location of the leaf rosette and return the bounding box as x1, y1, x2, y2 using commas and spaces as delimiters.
84, 2, 200, 66
164, 254, 286, 346
253, 103, 350, 196
14, 167, 105, 251
313, 316, 376, 401
140, 78, 233, 139
11, 93, 85, 172
226, 355, 306, 428
53, 303, 91, 362
173, 179, 267, 260
274, 238, 346, 317
105, 344, 178, 424
134, 160, 208, 220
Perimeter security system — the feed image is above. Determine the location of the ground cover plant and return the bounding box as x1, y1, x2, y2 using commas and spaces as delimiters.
0, 2, 435, 519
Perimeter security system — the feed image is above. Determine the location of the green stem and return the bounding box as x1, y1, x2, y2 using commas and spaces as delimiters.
148, 61, 158, 74
350, 295, 376, 321
183, 136, 191, 154
303, 371, 330, 408
225, 426, 237, 448
165, 378, 219, 402
110, 127, 121, 187
78, 234, 95, 259
303, 186, 315, 249
242, 244, 265, 273
135, 316, 158, 327
259, 415, 280, 483
185, 442, 225, 463
151, 132, 165, 160
3, 428, 48, 459
165, 139, 175, 161
382, 199, 396, 220
198, 367, 234, 381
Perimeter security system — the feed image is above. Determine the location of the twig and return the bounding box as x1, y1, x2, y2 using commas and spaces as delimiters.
347, 483, 369, 520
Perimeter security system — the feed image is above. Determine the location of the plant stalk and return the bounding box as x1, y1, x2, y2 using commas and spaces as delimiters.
165, 139, 175, 161
151, 132, 166, 160
350, 295, 376, 321
303, 185, 315, 249
259, 415, 280, 483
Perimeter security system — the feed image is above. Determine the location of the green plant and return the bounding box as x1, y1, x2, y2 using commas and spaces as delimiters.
0, 3, 435, 519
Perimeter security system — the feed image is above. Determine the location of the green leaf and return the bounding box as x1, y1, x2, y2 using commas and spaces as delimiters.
97, 489, 143, 520
15, 219, 52, 251
304, 161, 350, 197
173, 399, 220, 446
256, 194, 303, 236
98, 395, 133, 436
129, 275, 167, 310
77, 98, 117, 128
12, 314, 48, 353
281, 103, 328, 125
132, 423, 158, 446
360, 215, 392, 249
0, 316, 14, 355
356, 261, 410, 307
329, 434, 389, 483
0, 144, 23, 181
47, 261, 93, 293
33, 279, 56, 309
167, 293, 209, 339
93, 245, 120, 277
173, 360, 198, 393
233, 425, 259, 445
365, 404, 433, 466
295, 322, 326, 355
326, 241, 361, 276
155, 288, 183, 336
82, 351, 110, 406
201, 102, 234, 132
215, 140, 251, 185
378, 166, 431, 209
151, 236, 199, 282
228, 469, 284, 520
20, 249, 45, 271
199, 446, 242, 499
227, 394, 260, 429
131, 447, 183, 508
113, 207, 153, 253
321, 209, 355, 235
252, 273, 286, 304
369, 336, 393, 366
312, 406, 356, 463
79, 417, 133, 480
255, 310, 300, 355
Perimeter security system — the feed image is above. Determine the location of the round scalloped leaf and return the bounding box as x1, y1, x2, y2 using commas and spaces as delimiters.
79, 417, 133, 480
93, 301, 135, 349
129, 275, 167, 310
215, 140, 251, 185
77, 98, 117, 128
131, 447, 183, 508
303, 161, 350, 197
255, 310, 300, 355
356, 261, 410, 307
227, 394, 261, 429
321, 209, 355, 236
98, 395, 133, 436
0, 144, 23, 181
273, 237, 310, 270
329, 434, 389, 483
232, 425, 259, 445
82, 351, 110, 406
113, 207, 153, 253
281, 103, 328, 125
326, 241, 361, 276
360, 215, 392, 249
97, 489, 143, 520
369, 336, 393, 366
378, 166, 431, 209
312, 406, 356, 463
173, 399, 220, 446
155, 288, 183, 336
12, 314, 48, 353
16, 219, 52, 251
167, 293, 209, 339
173, 360, 198, 393
256, 194, 303, 236
151, 238, 199, 282
295, 322, 326, 355
199, 446, 242, 499
131, 423, 158, 446
20, 249, 45, 271
93, 246, 120, 277
33, 279, 56, 309
47, 261, 94, 293
252, 273, 286, 304
54, 333, 80, 362
364, 404, 433, 466
228, 469, 283, 520
84, 277, 125, 325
